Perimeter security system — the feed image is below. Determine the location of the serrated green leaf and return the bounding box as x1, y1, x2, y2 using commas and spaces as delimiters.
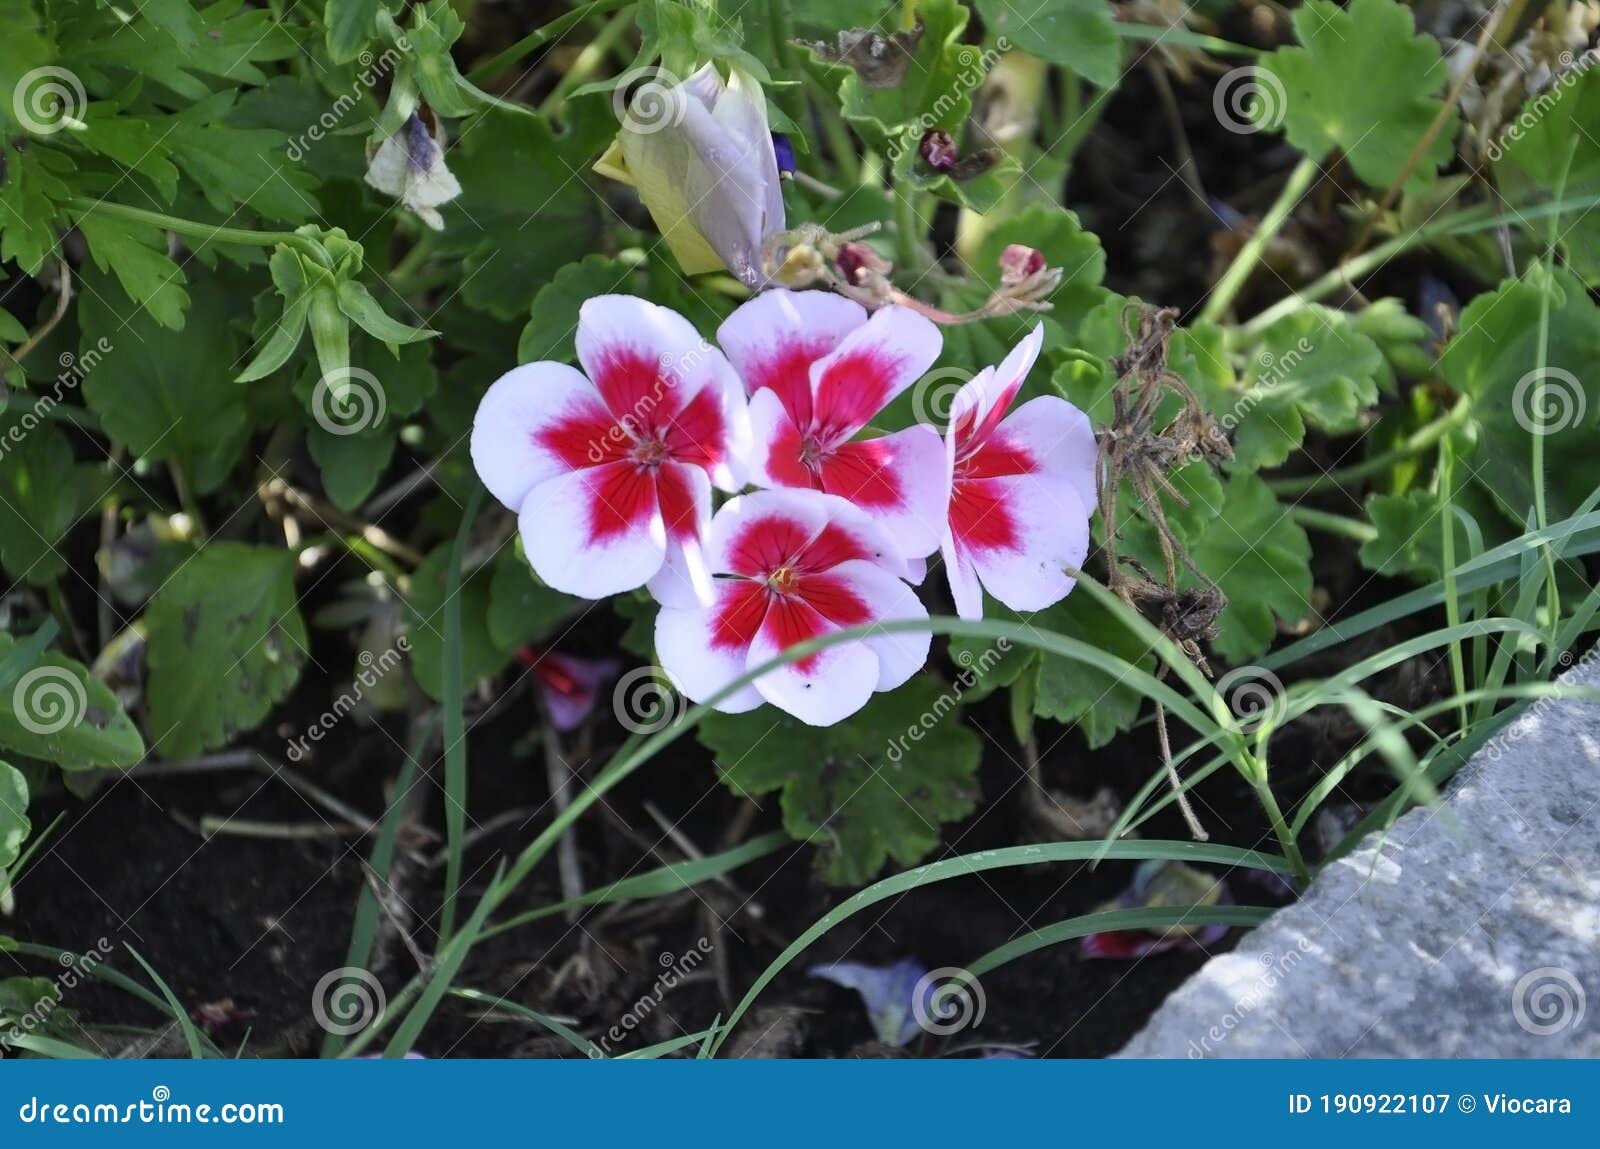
76, 105, 180, 203
0, 418, 104, 587
1439, 267, 1600, 524
518, 256, 635, 363
0, 634, 145, 770
1220, 307, 1384, 470
1260, 0, 1456, 188
144, 544, 308, 759
973, 0, 1121, 89
701, 679, 982, 884
168, 109, 323, 224
0, 144, 71, 275
1186, 473, 1314, 662
1359, 489, 1472, 581
72, 212, 190, 330
79, 272, 251, 494
308, 424, 397, 511
1030, 593, 1158, 748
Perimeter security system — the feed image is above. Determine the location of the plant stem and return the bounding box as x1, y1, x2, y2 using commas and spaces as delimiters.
1289, 505, 1378, 542
1439, 440, 1470, 733
1252, 775, 1311, 886
438, 486, 485, 942
465, 0, 634, 85
1200, 155, 1320, 325
1268, 397, 1471, 495
894, 187, 924, 277
901, 0, 918, 31
66, 199, 322, 262
539, 6, 634, 117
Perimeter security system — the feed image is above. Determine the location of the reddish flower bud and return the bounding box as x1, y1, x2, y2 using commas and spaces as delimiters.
836, 241, 887, 286
918, 130, 958, 173
999, 243, 1047, 285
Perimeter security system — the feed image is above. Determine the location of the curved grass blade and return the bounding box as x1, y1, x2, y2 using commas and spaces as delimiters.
965, 905, 1275, 978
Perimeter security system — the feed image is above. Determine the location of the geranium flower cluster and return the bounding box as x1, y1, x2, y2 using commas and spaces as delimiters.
471, 290, 1096, 726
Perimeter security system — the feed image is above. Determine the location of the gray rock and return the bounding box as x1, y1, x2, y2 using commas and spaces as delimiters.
1118, 653, 1600, 1058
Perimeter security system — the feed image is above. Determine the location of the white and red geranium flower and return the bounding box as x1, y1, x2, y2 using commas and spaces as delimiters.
469, 291, 1098, 726
717, 290, 950, 564
655, 490, 930, 726
471, 295, 747, 606
940, 323, 1097, 620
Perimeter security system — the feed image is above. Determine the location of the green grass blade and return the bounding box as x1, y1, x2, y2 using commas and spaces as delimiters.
439, 486, 486, 941
448, 987, 601, 1058
124, 944, 205, 1059
707, 840, 1289, 1056
965, 905, 1275, 978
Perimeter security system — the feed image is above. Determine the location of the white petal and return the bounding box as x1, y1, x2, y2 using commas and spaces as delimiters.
808, 304, 943, 436
741, 385, 792, 490
941, 537, 985, 620
517, 465, 667, 598
747, 601, 880, 727
949, 324, 1044, 447
655, 591, 767, 714
716, 289, 866, 406
471, 361, 608, 511
966, 475, 1091, 614
997, 395, 1099, 522
827, 559, 931, 691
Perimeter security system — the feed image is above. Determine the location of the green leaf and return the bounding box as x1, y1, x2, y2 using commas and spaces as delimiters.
1439, 266, 1600, 524
1187, 473, 1314, 662
0, 144, 71, 275
237, 248, 312, 383
144, 544, 309, 759
0, 1, 54, 138
0, 761, 30, 871
518, 256, 635, 364
336, 280, 436, 351
1501, 66, 1600, 286
326, 0, 384, 64
1260, 0, 1456, 188
79, 272, 251, 494
486, 545, 580, 651
1360, 489, 1472, 581
308, 424, 397, 511
72, 212, 190, 330
835, 0, 976, 153
0, 634, 145, 770
168, 107, 322, 224
76, 105, 180, 203
973, 0, 1121, 89
1031, 593, 1159, 748
701, 679, 982, 884
0, 419, 105, 586
1220, 307, 1384, 470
